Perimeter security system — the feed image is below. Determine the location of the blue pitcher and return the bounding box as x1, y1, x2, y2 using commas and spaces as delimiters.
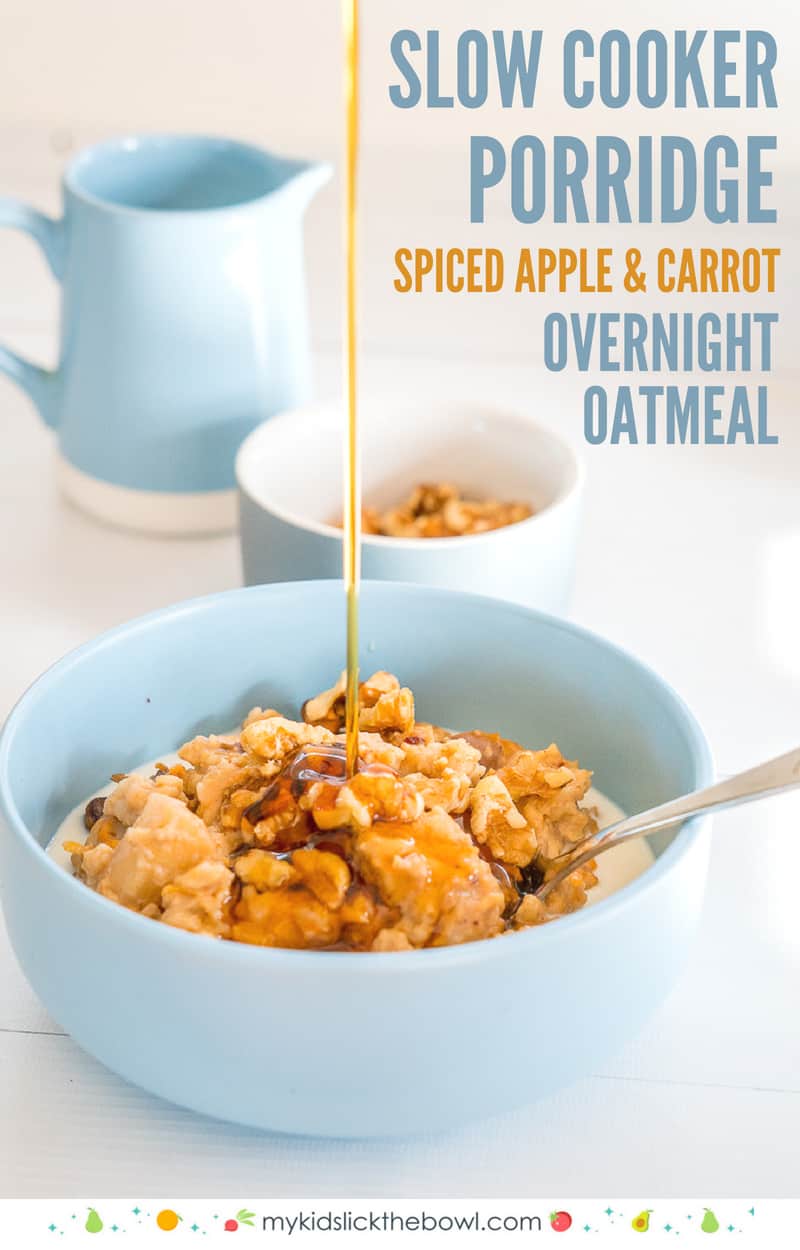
0, 135, 330, 534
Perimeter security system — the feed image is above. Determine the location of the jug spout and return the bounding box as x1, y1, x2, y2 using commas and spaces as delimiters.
272, 156, 332, 211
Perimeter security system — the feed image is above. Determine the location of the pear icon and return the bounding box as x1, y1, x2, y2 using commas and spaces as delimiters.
701, 1208, 720, 1233
631, 1210, 652, 1232
85, 1208, 103, 1234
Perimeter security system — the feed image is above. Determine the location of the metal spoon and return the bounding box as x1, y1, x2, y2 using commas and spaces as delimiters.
536, 745, 800, 901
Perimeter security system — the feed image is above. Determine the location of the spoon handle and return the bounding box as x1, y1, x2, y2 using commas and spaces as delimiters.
536, 745, 800, 899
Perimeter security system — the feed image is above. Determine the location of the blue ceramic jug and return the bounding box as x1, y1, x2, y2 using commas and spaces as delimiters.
0, 135, 330, 534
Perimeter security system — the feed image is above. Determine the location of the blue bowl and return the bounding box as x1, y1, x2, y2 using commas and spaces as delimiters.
0, 582, 712, 1136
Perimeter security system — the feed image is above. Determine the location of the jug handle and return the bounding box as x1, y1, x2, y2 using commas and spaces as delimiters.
0, 198, 63, 428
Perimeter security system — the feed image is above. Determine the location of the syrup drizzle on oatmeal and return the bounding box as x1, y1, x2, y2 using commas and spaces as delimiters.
242, 744, 349, 840
342, 0, 361, 778
240, 742, 396, 854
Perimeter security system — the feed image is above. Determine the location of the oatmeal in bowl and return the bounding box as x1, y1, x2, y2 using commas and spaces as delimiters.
58, 670, 608, 951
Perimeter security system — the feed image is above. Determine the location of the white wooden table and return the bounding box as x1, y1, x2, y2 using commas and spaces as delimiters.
1, 334, 798, 1199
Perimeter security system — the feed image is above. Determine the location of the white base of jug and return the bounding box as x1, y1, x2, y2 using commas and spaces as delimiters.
57, 457, 238, 537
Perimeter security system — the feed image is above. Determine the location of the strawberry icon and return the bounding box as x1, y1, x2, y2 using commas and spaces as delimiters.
550, 1211, 572, 1232
224, 1209, 256, 1231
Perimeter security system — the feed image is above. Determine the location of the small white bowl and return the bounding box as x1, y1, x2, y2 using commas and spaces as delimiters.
236, 398, 584, 614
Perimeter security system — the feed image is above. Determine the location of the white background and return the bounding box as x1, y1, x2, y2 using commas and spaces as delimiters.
0, 0, 799, 1201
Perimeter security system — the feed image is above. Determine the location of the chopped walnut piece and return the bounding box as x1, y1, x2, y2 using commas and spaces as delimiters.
241, 706, 281, 729
350, 732, 405, 772
307, 769, 423, 832
241, 716, 335, 765
499, 745, 595, 862
302, 673, 346, 731
233, 883, 343, 949
233, 849, 298, 891
292, 848, 351, 909
359, 686, 415, 735
187, 749, 263, 826
303, 671, 413, 736
339, 887, 386, 949
402, 771, 473, 815
456, 730, 524, 772
470, 774, 536, 867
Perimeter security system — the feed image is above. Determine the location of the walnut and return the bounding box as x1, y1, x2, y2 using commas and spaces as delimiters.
303, 671, 412, 736
233, 883, 342, 949
348, 483, 533, 538
241, 706, 281, 729
178, 734, 241, 771
359, 686, 415, 735
499, 745, 595, 862
455, 730, 524, 771
302, 673, 346, 730
399, 736, 484, 787
193, 756, 265, 826
241, 716, 335, 764
402, 771, 472, 814
339, 887, 386, 949
292, 848, 351, 909
234, 849, 298, 891
469, 774, 536, 867
350, 732, 405, 772
307, 770, 423, 831
244, 800, 304, 850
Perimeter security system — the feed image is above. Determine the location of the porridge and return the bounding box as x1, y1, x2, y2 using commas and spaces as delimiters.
51, 671, 651, 951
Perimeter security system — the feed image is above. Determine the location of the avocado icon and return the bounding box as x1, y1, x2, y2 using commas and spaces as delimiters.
632, 1210, 652, 1232
85, 1208, 103, 1234
701, 1208, 720, 1233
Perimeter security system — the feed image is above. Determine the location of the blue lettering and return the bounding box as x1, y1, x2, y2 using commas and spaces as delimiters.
389, 30, 422, 107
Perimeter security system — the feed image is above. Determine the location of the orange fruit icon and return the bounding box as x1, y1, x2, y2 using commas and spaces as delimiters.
156, 1210, 181, 1231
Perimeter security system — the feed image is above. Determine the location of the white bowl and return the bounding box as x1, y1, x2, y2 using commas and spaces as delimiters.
236, 398, 584, 614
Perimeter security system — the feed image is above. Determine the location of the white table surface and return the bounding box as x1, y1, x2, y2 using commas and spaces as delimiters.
1, 331, 799, 1197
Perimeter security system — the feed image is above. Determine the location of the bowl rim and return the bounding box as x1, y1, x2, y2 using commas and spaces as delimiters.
235, 399, 586, 550
0, 580, 713, 972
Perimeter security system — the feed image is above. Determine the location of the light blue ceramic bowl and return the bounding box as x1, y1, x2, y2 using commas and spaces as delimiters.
0, 583, 712, 1137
